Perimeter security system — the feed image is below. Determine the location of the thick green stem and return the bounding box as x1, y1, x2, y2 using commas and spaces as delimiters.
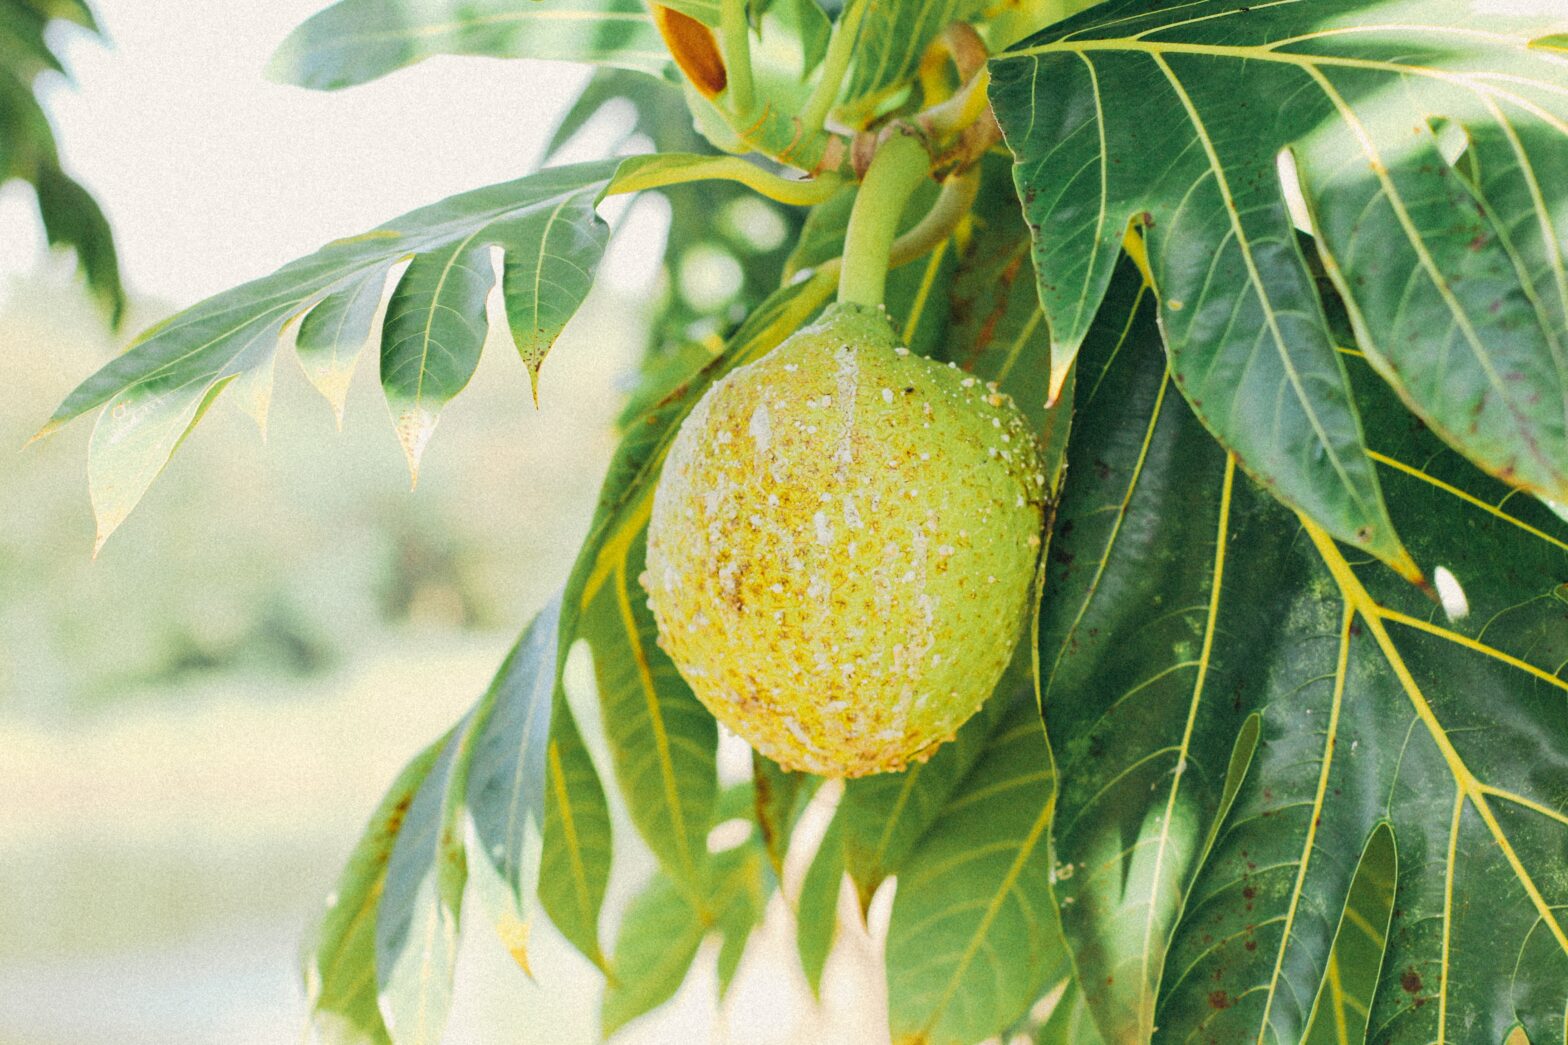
720, 0, 755, 114
799, 0, 866, 132
838, 133, 932, 308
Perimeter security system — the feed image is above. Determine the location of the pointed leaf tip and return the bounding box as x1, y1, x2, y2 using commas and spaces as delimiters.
496, 913, 534, 980
302, 360, 355, 431
229, 354, 278, 443
1045, 348, 1076, 408
393, 405, 439, 488
24, 419, 61, 448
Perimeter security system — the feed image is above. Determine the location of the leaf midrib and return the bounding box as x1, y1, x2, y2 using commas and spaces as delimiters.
1301, 518, 1568, 981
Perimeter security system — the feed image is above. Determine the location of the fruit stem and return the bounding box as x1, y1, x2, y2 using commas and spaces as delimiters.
800, 0, 867, 132
838, 132, 932, 308
719, 0, 755, 115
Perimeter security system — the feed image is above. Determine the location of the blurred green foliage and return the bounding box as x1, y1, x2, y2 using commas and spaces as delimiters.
2, 270, 638, 717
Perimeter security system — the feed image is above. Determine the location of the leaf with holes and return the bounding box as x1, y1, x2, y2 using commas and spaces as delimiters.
1040, 254, 1568, 1043
267, 0, 675, 90
992, 0, 1568, 580
41, 159, 617, 545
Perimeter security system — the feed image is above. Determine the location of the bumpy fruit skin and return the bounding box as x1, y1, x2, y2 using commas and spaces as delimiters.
643, 303, 1045, 777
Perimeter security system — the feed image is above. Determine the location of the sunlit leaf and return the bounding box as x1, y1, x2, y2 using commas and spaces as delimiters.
44, 160, 618, 540
295, 262, 391, 426
581, 528, 716, 890
600, 840, 766, 1034
602, 868, 708, 1035
304, 734, 449, 1045
374, 705, 492, 1045
885, 691, 1058, 1045
537, 698, 615, 971
267, 0, 674, 90
465, 594, 563, 936
795, 814, 842, 997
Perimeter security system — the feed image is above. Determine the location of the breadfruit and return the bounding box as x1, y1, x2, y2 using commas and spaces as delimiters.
643, 302, 1045, 777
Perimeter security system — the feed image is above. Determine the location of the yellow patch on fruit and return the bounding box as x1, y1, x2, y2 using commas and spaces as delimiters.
644, 303, 1045, 777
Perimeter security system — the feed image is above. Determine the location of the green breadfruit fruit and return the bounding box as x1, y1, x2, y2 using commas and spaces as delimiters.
643, 302, 1046, 777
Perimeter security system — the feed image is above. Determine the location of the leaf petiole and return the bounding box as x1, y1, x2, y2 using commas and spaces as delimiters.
837, 131, 934, 307
719, 0, 755, 115
799, 0, 867, 133
602, 153, 843, 206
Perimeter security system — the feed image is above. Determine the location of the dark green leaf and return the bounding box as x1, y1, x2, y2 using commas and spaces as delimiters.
989, 0, 1568, 577
34, 164, 124, 326
267, 0, 673, 91
0, 2, 122, 327
45, 160, 618, 544
938, 153, 1055, 430
1301, 825, 1396, 1045
1039, 255, 1568, 1042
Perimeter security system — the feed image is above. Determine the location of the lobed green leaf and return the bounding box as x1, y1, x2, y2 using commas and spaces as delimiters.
1038, 250, 1568, 1042
993, 0, 1568, 579
45, 160, 618, 544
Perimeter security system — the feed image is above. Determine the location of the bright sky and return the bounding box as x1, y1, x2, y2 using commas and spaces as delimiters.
0, 0, 598, 307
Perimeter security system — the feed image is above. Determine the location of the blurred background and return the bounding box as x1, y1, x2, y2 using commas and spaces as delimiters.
0, 2, 885, 1041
